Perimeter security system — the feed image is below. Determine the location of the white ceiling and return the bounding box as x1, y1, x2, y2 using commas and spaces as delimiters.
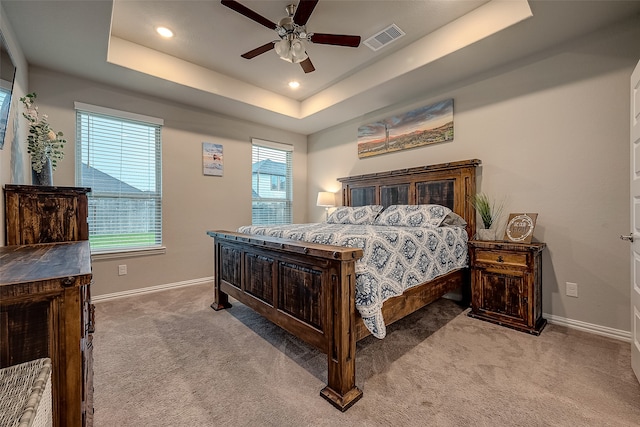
111, 0, 490, 100
2, 0, 640, 135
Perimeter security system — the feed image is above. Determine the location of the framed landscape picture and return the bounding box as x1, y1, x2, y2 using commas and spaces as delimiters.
357, 98, 454, 158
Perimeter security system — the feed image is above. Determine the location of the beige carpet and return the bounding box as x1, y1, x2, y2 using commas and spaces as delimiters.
93, 284, 640, 426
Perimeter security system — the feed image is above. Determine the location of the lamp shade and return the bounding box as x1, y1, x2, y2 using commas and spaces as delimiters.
316, 191, 335, 207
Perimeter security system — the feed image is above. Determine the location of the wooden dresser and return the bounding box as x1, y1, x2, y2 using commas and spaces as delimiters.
2, 185, 94, 427
467, 240, 547, 335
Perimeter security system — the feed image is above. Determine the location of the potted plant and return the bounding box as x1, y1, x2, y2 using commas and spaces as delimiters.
20, 93, 66, 185
469, 192, 504, 241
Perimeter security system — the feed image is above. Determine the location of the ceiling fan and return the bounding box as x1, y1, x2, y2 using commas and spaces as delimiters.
220, 0, 361, 73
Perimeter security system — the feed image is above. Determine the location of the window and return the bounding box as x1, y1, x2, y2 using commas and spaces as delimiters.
251, 138, 293, 225
75, 102, 163, 253
270, 175, 285, 191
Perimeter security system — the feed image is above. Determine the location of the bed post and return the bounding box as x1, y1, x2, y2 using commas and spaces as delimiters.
320, 263, 363, 411
210, 239, 232, 311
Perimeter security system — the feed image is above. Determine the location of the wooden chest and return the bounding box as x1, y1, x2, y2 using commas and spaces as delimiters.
4, 185, 90, 245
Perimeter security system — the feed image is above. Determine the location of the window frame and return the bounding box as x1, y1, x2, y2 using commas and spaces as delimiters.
251, 138, 293, 225
74, 102, 165, 257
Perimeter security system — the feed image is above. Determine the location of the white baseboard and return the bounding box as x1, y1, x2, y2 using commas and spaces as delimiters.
93, 281, 631, 343
544, 312, 631, 343
92, 277, 213, 303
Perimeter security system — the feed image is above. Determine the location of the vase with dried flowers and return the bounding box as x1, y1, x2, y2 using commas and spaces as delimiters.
469, 192, 505, 241
20, 92, 66, 185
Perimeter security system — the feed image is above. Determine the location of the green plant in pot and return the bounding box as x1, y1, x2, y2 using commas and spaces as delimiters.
469, 193, 504, 240
20, 93, 66, 186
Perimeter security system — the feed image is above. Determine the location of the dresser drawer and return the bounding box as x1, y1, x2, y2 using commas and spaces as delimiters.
475, 249, 527, 267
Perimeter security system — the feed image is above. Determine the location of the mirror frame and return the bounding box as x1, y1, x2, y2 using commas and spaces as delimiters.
0, 32, 17, 150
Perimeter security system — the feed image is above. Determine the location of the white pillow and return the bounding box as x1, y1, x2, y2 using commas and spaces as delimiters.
373, 204, 459, 227
326, 205, 384, 225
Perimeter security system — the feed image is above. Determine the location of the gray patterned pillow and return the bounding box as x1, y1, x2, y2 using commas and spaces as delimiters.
326, 205, 384, 225
373, 204, 455, 227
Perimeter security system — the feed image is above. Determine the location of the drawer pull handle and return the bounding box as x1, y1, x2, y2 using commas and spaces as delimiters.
497, 256, 504, 263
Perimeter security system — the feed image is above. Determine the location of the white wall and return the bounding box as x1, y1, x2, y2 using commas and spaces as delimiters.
307, 19, 640, 333
24, 67, 307, 297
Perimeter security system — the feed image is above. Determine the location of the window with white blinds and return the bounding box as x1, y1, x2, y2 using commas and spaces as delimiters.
251, 138, 293, 225
75, 102, 163, 253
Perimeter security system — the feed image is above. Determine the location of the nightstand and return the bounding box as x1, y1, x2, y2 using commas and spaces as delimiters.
467, 240, 547, 335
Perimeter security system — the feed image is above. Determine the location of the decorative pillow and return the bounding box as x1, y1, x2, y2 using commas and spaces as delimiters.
373, 204, 457, 227
326, 205, 384, 225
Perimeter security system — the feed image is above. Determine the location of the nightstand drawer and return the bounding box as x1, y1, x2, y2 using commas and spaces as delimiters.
475, 250, 527, 267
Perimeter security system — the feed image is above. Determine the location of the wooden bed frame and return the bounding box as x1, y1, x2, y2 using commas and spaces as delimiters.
207, 159, 480, 411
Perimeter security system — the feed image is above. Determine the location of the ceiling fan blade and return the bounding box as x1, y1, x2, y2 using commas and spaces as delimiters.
310, 33, 361, 47
293, 0, 319, 26
241, 42, 275, 59
300, 57, 315, 73
220, 0, 277, 30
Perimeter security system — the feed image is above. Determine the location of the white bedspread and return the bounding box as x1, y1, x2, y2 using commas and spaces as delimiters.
237, 223, 468, 338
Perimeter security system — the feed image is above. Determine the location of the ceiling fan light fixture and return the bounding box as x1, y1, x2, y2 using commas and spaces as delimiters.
291, 39, 306, 59
274, 39, 291, 58
275, 38, 308, 64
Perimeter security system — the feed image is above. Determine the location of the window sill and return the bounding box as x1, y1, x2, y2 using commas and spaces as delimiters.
91, 246, 167, 261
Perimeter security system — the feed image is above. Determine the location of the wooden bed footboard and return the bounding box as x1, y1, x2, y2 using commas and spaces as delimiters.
206, 230, 365, 411
207, 230, 469, 411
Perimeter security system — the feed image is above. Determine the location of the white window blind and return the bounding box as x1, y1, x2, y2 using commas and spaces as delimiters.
251, 138, 293, 225
75, 102, 162, 253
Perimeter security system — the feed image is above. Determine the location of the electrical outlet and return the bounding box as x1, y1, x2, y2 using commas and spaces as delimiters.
118, 264, 127, 276
566, 282, 578, 298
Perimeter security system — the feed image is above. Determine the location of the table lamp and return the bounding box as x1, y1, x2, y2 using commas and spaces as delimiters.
316, 191, 335, 220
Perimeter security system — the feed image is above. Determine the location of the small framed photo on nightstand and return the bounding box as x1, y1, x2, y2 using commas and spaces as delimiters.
504, 213, 538, 243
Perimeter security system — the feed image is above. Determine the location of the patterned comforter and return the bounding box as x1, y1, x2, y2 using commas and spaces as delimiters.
237, 223, 468, 338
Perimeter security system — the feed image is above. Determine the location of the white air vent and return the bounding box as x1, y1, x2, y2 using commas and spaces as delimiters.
364, 24, 405, 51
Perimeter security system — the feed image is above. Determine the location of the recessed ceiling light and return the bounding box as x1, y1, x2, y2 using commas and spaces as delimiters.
288, 81, 300, 89
156, 26, 174, 38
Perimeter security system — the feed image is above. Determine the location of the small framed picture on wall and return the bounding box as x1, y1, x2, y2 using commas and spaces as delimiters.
203, 142, 223, 176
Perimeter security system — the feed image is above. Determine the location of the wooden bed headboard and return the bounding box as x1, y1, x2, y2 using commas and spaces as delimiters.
337, 159, 481, 239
